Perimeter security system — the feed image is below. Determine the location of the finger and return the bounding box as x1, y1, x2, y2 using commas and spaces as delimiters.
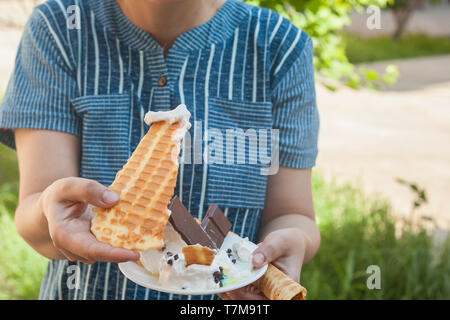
252, 231, 289, 269
85, 240, 140, 263
58, 248, 94, 264
217, 292, 231, 300
53, 177, 119, 208
57, 230, 140, 263
225, 285, 267, 300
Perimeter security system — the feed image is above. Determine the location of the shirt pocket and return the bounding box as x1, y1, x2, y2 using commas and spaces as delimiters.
206, 97, 273, 209
71, 93, 131, 186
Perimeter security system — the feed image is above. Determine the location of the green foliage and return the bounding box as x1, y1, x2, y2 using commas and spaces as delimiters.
0, 134, 46, 300
0, 143, 19, 185
0, 143, 19, 215
0, 190, 47, 300
396, 178, 427, 211
0, 183, 18, 217
302, 174, 450, 299
244, 0, 397, 88
387, 0, 439, 9
344, 33, 450, 63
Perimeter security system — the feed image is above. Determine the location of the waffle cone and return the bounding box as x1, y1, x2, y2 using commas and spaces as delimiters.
91, 120, 183, 251
255, 264, 307, 300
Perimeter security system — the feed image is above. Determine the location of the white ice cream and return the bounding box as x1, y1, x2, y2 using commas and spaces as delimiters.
158, 249, 234, 290
140, 232, 258, 291
139, 223, 187, 275
144, 104, 191, 135
233, 237, 258, 263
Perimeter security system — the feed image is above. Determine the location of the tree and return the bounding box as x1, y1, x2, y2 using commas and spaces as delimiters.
246, 0, 398, 89
389, 0, 429, 40
390, 0, 426, 40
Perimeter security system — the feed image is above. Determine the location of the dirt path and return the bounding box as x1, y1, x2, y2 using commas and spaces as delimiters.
316, 55, 450, 229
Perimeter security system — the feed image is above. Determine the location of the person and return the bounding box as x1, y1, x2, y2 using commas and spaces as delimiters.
0, 0, 320, 300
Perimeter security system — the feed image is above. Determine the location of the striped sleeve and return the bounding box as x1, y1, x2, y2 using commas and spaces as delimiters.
0, 7, 79, 149
271, 35, 319, 169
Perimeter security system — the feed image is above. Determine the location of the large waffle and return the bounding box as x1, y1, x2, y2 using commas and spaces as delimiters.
91, 120, 183, 251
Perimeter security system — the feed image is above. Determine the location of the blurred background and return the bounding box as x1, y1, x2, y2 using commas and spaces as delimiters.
0, 0, 449, 299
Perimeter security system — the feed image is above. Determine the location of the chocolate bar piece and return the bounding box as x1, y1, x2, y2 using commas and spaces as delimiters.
168, 196, 217, 249
201, 204, 232, 248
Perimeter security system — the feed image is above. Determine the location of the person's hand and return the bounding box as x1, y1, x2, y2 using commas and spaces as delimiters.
218, 228, 306, 300
41, 177, 140, 264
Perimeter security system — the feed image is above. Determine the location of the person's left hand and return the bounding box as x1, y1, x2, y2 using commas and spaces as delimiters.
218, 228, 307, 300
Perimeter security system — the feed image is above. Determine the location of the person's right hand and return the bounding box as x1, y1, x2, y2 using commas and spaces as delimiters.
41, 177, 140, 264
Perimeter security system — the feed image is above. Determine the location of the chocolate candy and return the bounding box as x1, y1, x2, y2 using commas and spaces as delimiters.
168, 196, 232, 250
201, 204, 232, 249
168, 196, 217, 249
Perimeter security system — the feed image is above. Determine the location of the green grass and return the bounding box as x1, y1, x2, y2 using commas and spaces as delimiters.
344, 33, 450, 64
302, 175, 450, 299
0, 144, 46, 300
0, 186, 47, 300
0, 154, 448, 299
0, 143, 19, 185
0, 143, 19, 215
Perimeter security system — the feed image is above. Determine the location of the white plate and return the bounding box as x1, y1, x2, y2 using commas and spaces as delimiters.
118, 232, 267, 295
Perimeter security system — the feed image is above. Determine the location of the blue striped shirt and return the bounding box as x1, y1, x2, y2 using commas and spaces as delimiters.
0, 0, 319, 300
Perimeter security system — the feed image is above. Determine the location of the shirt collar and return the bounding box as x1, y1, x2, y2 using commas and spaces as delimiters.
88, 0, 246, 52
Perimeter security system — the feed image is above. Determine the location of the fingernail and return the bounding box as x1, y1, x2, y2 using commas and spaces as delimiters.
102, 190, 119, 204
253, 252, 265, 266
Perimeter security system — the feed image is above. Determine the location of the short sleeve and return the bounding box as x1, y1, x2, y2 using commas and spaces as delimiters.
271, 35, 319, 169
0, 8, 80, 149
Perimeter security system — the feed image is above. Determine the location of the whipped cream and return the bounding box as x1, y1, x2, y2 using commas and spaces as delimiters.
140, 233, 258, 291
140, 223, 187, 275
233, 237, 258, 263
144, 104, 191, 126
158, 250, 234, 290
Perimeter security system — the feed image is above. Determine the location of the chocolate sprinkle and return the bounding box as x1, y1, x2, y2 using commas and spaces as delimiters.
232, 259, 236, 264
213, 271, 224, 282
173, 254, 179, 260
167, 259, 173, 266
226, 248, 232, 254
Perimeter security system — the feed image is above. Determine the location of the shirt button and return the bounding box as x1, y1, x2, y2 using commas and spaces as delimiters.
158, 75, 167, 87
